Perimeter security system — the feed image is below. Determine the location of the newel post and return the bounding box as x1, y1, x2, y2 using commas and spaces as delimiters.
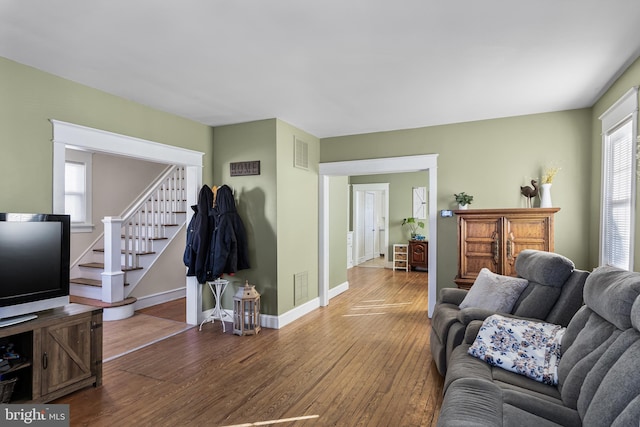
101, 217, 125, 303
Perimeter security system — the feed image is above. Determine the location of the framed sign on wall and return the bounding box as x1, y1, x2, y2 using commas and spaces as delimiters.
230, 161, 260, 177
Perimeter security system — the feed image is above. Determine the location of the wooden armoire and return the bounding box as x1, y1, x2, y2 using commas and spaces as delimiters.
454, 208, 560, 289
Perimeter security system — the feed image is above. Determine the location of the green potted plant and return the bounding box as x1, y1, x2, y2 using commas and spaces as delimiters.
454, 192, 474, 210
402, 217, 425, 239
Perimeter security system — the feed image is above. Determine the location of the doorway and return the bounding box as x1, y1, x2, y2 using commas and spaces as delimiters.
50, 120, 205, 325
319, 154, 438, 317
352, 183, 389, 267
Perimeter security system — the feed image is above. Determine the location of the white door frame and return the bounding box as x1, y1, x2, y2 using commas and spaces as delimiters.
319, 154, 438, 317
352, 183, 389, 266
50, 120, 205, 325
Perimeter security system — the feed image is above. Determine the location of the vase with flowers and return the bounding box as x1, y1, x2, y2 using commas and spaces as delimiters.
540, 166, 560, 208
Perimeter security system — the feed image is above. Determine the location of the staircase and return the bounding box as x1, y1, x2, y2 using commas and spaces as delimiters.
69, 165, 187, 321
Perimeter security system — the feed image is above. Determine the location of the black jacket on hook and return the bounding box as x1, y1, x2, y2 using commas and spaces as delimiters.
184, 184, 216, 283
210, 185, 250, 278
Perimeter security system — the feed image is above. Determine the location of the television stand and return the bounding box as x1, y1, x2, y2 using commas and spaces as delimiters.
0, 314, 37, 328
0, 304, 102, 403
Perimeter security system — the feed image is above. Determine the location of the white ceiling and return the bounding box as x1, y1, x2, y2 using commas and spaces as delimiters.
1, 1, 640, 138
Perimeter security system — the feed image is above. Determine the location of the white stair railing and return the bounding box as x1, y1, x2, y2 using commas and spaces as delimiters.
101, 166, 185, 301
122, 165, 186, 270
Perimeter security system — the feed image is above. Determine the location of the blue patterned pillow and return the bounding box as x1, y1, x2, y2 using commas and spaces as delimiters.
468, 314, 565, 385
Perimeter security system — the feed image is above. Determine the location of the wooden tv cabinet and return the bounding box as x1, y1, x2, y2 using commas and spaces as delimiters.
0, 304, 102, 403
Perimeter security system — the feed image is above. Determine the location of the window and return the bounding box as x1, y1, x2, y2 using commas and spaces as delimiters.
65, 149, 93, 232
600, 87, 638, 270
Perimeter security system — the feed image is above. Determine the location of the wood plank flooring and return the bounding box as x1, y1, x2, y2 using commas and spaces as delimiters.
56, 267, 444, 427
102, 313, 193, 361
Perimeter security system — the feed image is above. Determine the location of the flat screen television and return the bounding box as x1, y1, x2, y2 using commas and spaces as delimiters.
0, 213, 70, 326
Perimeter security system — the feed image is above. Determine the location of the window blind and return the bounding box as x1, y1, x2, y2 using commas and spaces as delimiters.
600, 86, 638, 270
602, 119, 633, 269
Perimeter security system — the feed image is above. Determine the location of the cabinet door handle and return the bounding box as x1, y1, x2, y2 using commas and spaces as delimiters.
42, 352, 48, 370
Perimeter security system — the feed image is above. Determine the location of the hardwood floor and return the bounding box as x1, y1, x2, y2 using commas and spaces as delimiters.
137, 297, 187, 322
56, 267, 444, 426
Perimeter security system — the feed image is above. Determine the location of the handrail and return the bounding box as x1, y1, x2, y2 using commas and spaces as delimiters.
110, 165, 185, 271
121, 165, 178, 222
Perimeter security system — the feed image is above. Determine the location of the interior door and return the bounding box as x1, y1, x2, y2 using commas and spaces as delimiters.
363, 191, 375, 262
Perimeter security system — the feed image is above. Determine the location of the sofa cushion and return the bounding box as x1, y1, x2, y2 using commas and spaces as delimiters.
510, 250, 575, 320
581, 338, 640, 426
438, 378, 581, 427
544, 269, 589, 327
437, 378, 504, 426
445, 343, 562, 401
468, 314, 565, 385
459, 268, 528, 312
584, 265, 640, 329
558, 311, 621, 408
511, 283, 562, 320
577, 328, 640, 420
515, 249, 574, 287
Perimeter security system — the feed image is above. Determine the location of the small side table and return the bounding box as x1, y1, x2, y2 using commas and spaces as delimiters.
393, 244, 409, 271
199, 279, 233, 332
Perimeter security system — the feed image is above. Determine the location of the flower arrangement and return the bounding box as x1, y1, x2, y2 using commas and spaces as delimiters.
542, 166, 561, 184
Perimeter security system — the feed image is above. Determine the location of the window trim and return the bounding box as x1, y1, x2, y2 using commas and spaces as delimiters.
65, 149, 94, 233
599, 86, 638, 269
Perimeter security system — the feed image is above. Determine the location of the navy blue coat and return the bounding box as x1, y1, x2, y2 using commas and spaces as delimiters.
184, 184, 216, 283
209, 185, 250, 278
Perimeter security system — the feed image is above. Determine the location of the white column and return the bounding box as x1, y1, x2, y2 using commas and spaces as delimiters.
102, 217, 125, 303
185, 165, 203, 325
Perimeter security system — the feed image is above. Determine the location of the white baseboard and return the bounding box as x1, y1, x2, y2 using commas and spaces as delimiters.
133, 287, 186, 311
145, 282, 350, 330
329, 280, 349, 299
260, 280, 350, 330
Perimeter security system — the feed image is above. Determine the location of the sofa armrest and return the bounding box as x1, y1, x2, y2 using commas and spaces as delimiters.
439, 288, 468, 305
463, 320, 484, 344
456, 307, 497, 325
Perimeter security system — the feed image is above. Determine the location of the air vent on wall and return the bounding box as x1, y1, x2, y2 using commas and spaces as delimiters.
294, 136, 309, 170
294, 271, 309, 306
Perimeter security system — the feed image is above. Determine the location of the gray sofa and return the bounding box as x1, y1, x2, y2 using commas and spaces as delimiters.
430, 250, 589, 375
437, 265, 640, 426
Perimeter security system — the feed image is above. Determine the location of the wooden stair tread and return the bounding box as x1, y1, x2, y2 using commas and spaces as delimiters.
93, 248, 155, 255
119, 235, 168, 241
78, 262, 143, 271
69, 295, 137, 308
70, 278, 130, 287
126, 223, 180, 227
70, 278, 102, 287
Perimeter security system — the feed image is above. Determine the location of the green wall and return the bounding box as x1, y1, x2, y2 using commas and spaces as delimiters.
0, 57, 213, 214
328, 176, 349, 288
212, 119, 278, 313
275, 120, 320, 313
8, 47, 640, 318
212, 119, 320, 316
321, 109, 593, 294
350, 172, 429, 257
0, 57, 214, 303
589, 56, 640, 270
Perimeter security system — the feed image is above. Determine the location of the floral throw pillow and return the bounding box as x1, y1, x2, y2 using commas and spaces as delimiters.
468, 314, 565, 385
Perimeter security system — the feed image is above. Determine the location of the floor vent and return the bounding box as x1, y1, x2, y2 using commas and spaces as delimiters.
294, 271, 309, 305
294, 136, 309, 170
